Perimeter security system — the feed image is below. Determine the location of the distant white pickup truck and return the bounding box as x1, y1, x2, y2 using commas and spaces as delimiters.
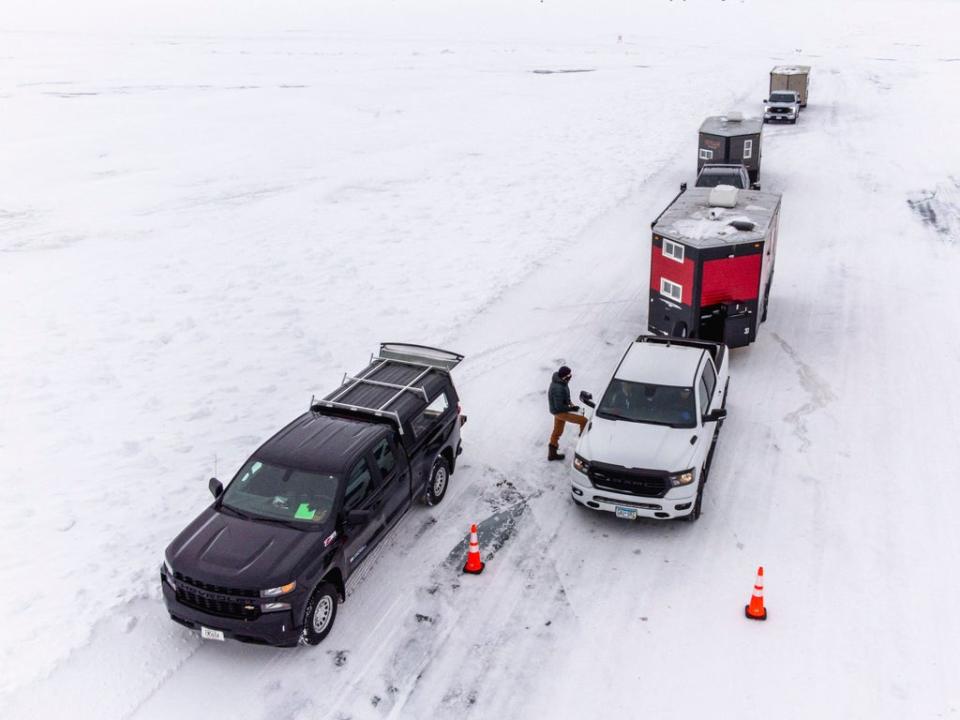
764, 90, 801, 124
570, 336, 729, 522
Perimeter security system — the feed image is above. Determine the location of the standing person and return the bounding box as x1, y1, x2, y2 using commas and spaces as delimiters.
548, 365, 586, 461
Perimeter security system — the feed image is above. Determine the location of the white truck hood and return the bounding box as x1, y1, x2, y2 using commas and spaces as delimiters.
575, 416, 698, 473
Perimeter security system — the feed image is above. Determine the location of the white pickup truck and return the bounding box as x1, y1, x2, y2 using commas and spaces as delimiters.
764, 90, 801, 124
570, 336, 729, 522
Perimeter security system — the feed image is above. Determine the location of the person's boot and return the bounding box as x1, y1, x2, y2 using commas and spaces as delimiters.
548, 444, 565, 461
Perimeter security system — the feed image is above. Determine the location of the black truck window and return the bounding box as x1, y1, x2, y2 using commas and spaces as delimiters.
344, 459, 373, 510
699, 376, 711, 415
372, 438, 396, 476
702, 359, 717, 399
411, 392, 450, 438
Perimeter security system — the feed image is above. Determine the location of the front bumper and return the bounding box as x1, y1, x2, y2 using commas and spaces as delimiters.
764, 111, 796, 122
161, 575, 303, 647
570, 473, 695, 520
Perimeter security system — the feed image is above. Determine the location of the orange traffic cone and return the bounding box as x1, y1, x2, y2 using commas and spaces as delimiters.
745, 566, 767, 621
463, 523, 485, 574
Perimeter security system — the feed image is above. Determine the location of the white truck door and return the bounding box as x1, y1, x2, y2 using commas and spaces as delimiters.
695, 368, 714, 472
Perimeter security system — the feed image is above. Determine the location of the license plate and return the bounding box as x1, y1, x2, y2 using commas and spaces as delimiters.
615, 506, 638, 520
200, 626, 225, 641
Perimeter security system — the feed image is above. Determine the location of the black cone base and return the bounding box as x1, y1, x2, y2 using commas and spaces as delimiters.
463, 561, 485, 575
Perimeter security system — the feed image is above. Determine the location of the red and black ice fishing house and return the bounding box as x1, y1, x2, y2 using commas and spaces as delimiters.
648, 185, 782, 348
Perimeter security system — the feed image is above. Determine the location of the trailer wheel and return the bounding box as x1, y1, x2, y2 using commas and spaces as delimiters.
424, 456, 450, 506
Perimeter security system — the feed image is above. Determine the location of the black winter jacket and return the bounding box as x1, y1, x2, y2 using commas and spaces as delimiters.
548, 372, 577, 415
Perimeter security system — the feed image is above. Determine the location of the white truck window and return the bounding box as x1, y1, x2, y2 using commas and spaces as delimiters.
660, 278, 682, 302
743, 139, 753, 160
662, 239, 685, 263
699, 148, 714, 160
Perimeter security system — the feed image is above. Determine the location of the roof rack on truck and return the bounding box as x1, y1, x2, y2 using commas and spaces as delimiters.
310, 344, 464, 435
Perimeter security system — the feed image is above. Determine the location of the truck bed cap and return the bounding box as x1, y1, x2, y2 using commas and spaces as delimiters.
652, 187, 781, 248
699, 115, 763, 137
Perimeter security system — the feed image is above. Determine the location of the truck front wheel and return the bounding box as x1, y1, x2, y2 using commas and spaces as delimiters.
300, 582, 339, 646
684, 475, 705, 522
424, 457, 450, 506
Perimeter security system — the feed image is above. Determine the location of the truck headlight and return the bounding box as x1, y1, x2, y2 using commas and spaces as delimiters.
669, 469, 695, 487
262, 602, 292, 612
573, 455, 590, 475
162, 558, 176, 588
261, 581, 297, 598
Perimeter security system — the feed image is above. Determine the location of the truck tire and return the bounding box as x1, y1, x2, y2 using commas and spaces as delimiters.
300, 582, 338, 646
424, 456, 450, 506
684, 476, 705, 522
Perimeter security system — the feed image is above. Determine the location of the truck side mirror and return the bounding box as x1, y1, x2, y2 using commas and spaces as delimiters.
763, 98, 768, 103
208, 477, 223, 498
579, 391, 596, 409
751, 182, 761, 191
704, 408, 728, 423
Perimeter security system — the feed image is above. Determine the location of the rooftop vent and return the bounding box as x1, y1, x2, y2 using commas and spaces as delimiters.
728, 219, 756, 232
709, 185, 739, 208
725, 111, 743, 122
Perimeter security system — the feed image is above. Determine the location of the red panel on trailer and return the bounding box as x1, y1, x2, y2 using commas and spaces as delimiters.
650, 243, 695, 305
701, 253, 762, 305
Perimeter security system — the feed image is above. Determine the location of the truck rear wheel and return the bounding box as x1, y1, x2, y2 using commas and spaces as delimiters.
300, 582, 338, 646
424, 457, 450, 506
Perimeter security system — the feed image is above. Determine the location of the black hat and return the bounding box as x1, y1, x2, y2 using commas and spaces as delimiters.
558, 365, 572, 379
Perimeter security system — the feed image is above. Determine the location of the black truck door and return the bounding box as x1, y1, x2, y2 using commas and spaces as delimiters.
340, 457, 385, 571
372, 434, 411, 530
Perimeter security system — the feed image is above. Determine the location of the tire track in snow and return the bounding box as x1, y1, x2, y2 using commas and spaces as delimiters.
772, 333, 836, 452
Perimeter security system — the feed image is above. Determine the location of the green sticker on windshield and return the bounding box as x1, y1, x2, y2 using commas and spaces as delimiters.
294, 503, 316, 520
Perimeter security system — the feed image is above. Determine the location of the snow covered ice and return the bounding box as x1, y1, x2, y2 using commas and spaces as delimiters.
2, 0, 960, 718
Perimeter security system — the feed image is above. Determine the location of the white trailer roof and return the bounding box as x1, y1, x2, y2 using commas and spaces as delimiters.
652, 187, 781, 249
771, 65, 811, 75
699, 115, 763, 137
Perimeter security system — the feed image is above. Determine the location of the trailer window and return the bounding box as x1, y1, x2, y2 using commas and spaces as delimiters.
699, 148, 714, 161
662, 239, 685, 264
743, 139, 753, 160
660, 278, 683, 303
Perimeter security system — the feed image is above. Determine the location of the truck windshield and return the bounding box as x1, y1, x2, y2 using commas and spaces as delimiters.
697, 171, 743, 189
221, 459, 340, 526
770, 93, 795, 102
596, 380, 696, 428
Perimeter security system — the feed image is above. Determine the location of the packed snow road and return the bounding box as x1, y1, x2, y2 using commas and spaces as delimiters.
3, 2, 960, 718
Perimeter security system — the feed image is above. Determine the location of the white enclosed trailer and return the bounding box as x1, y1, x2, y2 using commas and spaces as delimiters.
770, 65, 811, 107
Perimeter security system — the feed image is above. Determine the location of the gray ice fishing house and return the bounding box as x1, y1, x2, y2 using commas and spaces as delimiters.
770, 65, 811, 107
697, 113, 763, 184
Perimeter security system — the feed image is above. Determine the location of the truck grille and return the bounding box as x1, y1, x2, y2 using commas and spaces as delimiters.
588, 463, 669, 498
174, 572, 259, 599
769, 107, 790, 113
176, 588, 261, 620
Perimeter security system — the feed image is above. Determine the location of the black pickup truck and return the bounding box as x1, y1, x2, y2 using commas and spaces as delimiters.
161, 343, 466, 647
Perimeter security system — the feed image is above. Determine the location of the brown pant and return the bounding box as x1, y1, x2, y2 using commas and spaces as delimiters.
550, 412, 587, 446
